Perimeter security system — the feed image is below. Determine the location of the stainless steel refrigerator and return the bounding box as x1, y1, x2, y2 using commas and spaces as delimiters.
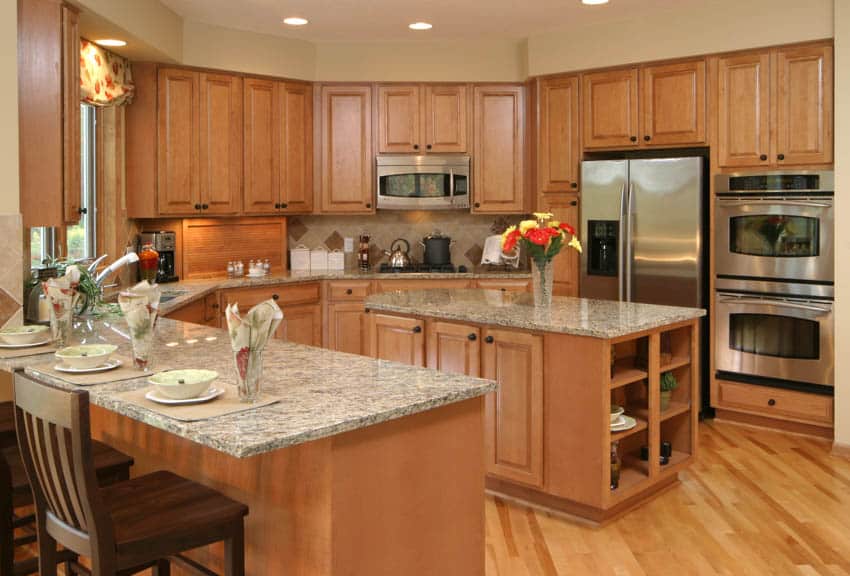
580, 158, 704, 308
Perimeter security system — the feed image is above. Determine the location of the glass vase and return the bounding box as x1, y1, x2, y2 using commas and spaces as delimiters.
129, 329, 155, 371
234, 347, 264, 403
49, 303, 73, 347
532, 259, 554, 308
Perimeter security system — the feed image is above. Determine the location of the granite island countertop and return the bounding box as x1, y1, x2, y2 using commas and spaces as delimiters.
365, 289, 706, 339
153, 268, 531, 316
10, 318, 496, 458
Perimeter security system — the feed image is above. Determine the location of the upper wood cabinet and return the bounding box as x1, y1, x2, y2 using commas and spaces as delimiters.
244, 79, 313, 215
537, 76, 580, 195
641, 60, 706, 146
369, 313, 425, 367
582, 68, 639, 149
318, 85, 374, 213
377, 84, 469, 154
473, 85, 526, 213
19, 0, 80, 228
482, 327, 544, 488
717, 52, 771, 167
157, 68, 201, 215
426, 321, 481, 377
774, 44, 833, 166
198, 73, 242, 215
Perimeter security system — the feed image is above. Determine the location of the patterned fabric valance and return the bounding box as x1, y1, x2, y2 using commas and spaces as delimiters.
80, 39, 135, 107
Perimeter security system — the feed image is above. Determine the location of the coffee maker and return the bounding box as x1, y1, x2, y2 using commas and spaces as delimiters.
138, 231, 179, 283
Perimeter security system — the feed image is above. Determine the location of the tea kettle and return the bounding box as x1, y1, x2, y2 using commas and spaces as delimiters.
384, 238, 412, 269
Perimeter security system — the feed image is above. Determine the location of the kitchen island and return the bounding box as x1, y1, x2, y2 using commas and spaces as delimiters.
5, 318, 496, 575
365, 289, 706, 522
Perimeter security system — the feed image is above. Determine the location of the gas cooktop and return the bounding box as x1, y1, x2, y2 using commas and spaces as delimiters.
377, 263, 469, 274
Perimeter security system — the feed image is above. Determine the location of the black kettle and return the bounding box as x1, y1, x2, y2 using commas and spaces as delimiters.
420, 232, 454, 266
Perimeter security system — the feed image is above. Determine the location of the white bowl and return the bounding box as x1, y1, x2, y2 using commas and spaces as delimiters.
149, 369, 219, 400
610, 404, 625, 423
0, 325, 49, 345
55, 344, 118, 370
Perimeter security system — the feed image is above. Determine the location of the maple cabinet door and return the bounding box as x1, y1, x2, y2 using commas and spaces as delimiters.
378, 84, 421, 153
158, 68, 200, 215
641, 60, 706, 146
279, 82, 314, 213
369, 313, 425, 367
426, 321, 481, 377
717, 51, 771, 168
538, 76, 580, 194
243, 79, 279, 215
327, 302, 367, 355
199, 73, 242, 215
582, 68, 639, 149
424, 85, 468, 153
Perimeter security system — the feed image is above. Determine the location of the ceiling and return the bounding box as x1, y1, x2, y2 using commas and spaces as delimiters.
159, 0, 694, 43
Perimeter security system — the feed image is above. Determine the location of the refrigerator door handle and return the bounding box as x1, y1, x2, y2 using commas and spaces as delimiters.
625, 182, 634, 302
618, 183, 626, 302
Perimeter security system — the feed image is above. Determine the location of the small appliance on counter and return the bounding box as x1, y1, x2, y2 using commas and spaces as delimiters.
137, 231, 179, 283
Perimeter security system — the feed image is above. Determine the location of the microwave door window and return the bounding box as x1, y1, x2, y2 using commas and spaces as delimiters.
729, 313, 819, 360
382, 174, 417, 197
729, 215, 820, 257
419, 174, 450, 198
380, 174, 450, 198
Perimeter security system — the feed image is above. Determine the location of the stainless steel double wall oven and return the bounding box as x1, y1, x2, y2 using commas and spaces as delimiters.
715, 171, 834, 389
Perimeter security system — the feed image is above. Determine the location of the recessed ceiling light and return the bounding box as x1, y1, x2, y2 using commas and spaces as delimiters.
94, 39, 127, 47
582, 0, 609, 4
409, 22, 433, 30
283, 17, 309, 26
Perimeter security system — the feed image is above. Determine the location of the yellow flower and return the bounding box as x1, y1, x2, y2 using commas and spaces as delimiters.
568, 235, 583, 254
501, 225, 517, 242
549, 220, 561, 229
519, 220, 538, 235
532, 212, 554, 221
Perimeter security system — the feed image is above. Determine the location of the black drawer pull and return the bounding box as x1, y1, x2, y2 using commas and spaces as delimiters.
346, 289, 353, 295
759, 154, 768, 161
570, 182, 577, 189
412, 325, 422, 334
767, 398, 776, 406
644, 135, 651, 142
485, 335, 494, 344
777, 154, 785, 161
201, 203, 209, 210
468, 333, 477, 341
194, 203, 202, 210
570, 200, 577, 206
272, 294, 280, 301
630, 136, 637, 142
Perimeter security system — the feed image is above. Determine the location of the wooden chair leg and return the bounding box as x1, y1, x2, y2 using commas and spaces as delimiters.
224, 522, 245, 576
0, 457, 12, 576
36, 509, 59, 576
151, 558, 171, 576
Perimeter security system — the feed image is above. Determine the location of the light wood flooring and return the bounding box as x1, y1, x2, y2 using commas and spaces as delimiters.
14, 420, 850, 575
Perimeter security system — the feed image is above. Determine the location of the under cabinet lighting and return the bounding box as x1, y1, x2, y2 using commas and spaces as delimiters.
409, 22, 433, 30
94, 39, 127, 47
582, 0, 610, 4
283, 17, 309, 26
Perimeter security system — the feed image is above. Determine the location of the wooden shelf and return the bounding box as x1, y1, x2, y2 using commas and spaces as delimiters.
632, 401, 691, 423
661, 356, 690, 373
610, 359, 648, 389
610, 417, 648, 442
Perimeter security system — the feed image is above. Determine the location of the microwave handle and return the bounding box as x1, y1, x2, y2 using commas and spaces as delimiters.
717, 198, 832, 208
449, 169, 454, 199
717, 296, 832, 314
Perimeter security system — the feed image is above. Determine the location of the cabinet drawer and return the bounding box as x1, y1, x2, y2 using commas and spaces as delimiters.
328, 281, 371, 301
222, 282, 321, 310
715, 380, 833, 426
375, 279, 473, 293
204, 293, 220, 323
476, 279, 531, 292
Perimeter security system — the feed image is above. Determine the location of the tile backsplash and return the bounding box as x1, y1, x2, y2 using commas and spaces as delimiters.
288, 211, 524, 270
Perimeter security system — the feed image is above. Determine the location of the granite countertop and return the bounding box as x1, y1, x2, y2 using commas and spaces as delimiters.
156, 268, 531, 316
365, 289, 706, 339
12, 318, 495, 458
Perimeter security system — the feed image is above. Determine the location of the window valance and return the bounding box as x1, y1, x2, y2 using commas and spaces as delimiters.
80, 39, 135, 107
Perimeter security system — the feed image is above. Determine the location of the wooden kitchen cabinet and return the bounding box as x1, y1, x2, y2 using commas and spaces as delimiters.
717, 51, 771, 168
582, 68, 639, 149
164, 293, 220, 327
377, 84, 468, 154
641, 60, 706, 146
199, 72, 242, 215
325, 280, 371, 355
378, 84, 421, 153
424, 85, 468, 153
369, 313, 425, 367
774, 43, 833, 166
543, 195, 580, 297
244, 80, 313, 214
18, 0, 80, 228
537, 76, 580, 195
426, 321, 481, 377
319, 85, 374, 213
482, 327, 544, 487
473, 85, 526, 213
475, 279, 531, 292
281, 302, 322, 347
158, 67, 201, 215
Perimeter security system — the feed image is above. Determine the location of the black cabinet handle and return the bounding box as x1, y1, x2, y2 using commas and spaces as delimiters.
194, 203, 202, 210
630, 136, 637, 142
484, 335, 494, 344
426, 144, 432, 150
767, 398, 776, 406
570, 200, 578, 206
777, 154, 785, 161
759, 154, 768, 161
211, 303, 219, 309
281, 202, 288, 209
412, 325, 422, 334
366, 202, 372, 209
78, 207, 87, 215
202, 203, 209, 210
346, 289, 353, 295
570, 182, 578, 189
474, 202, 481, 208
272, 294, 280, 301
413, 144, 419, 150
274, 203, 280, 209
644, 135, 651, 142
468, 333, 477, 341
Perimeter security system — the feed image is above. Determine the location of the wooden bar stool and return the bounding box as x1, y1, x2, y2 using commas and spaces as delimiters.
12, 375, 249, 576
1, 401, 134, 576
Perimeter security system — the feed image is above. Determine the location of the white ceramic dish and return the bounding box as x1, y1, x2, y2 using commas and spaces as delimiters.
148, 369, 219, 400
610, 415, 637, 432
54, 358, 122, 374
145, 386, 223, 406
54, 344, 118, 370
0, 325, 50, 346
0, 339, 52, 349
610, 404, 625, 423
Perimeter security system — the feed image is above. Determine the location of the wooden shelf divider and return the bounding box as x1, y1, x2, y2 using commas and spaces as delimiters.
610, 417, 648, 442
610, 360, 648, 389
661, 356, 691, 373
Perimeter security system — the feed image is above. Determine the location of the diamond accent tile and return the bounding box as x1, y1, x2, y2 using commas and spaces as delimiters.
465, 244, 484, 266
288, 217, 308, 242
0, 287, 21, 328
324, 231, 344, 251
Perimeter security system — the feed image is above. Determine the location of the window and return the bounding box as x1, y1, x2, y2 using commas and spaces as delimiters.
30, 104, 97, 268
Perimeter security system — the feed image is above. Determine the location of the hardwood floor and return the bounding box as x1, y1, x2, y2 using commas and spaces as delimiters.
486, 419, 850, 576
14, 420, 850, 575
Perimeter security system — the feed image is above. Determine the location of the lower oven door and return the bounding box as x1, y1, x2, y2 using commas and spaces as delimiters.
716, 292, 834, 387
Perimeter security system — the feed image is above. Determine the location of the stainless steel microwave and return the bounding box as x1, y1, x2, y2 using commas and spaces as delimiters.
376, 155, 470, 210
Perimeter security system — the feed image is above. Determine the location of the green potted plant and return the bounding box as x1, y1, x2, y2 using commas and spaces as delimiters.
660, 372, 678, 411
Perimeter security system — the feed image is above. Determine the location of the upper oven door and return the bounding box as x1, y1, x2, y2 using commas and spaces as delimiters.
715, 292, 834, 387
715, 196, 833, 283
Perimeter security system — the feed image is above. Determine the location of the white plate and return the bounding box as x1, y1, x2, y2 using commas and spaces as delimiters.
0, 339, 51, 349
54, 358, 122, 374
611, 415, 637, 432
145, 386, 224, 406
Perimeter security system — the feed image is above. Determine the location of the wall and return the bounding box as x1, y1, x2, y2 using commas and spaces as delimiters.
314, 38, 527, 82
527, 0, 834, 76
833, 0, 850, 448
182, 20, 316, 80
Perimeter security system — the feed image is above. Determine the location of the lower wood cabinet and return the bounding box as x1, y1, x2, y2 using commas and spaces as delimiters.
543, 195, 580, 297
327, 302, 367, 355
482, 328, 544, 488
426, 321, 481, 377
281, 302, 322, 347
220, 283, 321, 342
475, 279, 531, 293
164, 293, 220, 327
369, 313, 425, 367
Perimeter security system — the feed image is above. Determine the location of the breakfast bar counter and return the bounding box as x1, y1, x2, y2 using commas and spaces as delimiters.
5, 318, 495, 575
